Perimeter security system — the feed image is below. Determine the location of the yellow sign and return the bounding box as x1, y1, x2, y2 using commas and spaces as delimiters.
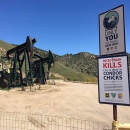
118, 93, 123, 99
105, 93, 109, 98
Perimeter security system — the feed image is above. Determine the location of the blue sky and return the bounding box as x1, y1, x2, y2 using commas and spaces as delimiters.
0, 0, 130, 56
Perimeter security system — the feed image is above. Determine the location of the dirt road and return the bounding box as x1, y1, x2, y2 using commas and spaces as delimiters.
0, 80, 129, 125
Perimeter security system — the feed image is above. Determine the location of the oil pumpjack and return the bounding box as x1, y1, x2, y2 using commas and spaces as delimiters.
0, 36, 55, 88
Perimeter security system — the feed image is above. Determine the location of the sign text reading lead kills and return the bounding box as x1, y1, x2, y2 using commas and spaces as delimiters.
103, 58, 122, 80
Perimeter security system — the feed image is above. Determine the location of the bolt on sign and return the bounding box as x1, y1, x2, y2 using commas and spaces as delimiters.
99, 5, 126, 56
98, 55, 130, 105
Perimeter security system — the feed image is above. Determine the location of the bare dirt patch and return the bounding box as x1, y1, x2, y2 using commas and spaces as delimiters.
0, 80, 129, 125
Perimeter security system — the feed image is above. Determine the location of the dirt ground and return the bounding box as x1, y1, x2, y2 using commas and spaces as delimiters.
0, 80, 129, 125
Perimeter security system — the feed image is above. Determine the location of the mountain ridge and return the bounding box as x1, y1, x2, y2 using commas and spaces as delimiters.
10, 43, 98, 77
0, 39, 99, 82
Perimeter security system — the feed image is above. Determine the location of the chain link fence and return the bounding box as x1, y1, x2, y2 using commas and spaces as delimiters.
0, 112, 111, 130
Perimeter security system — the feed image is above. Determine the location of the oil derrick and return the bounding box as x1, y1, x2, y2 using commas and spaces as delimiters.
0, 36, 55, 89
0, 36, 36, 88
32, 50, 55, 84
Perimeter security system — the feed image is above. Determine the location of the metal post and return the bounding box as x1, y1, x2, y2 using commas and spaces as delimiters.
30, 63, 33, 84
7, 68, 11, 89
39, 62, 42, 83
29, 51, 33, 91
30, 62, 33, 91
18, 54, 23, 86
42, 63, 46, 84
1, 56, 3, 70
24, 50, 28, 85
113, 105, 117, 121
14, 53, 17, 87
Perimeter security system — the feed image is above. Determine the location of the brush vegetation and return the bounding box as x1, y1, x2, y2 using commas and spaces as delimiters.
0, 39, 98, 82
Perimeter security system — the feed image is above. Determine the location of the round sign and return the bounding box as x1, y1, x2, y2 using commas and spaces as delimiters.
103, 11, 119, 30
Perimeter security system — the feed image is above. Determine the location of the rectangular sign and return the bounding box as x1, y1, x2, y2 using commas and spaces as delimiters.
99, 5, 126, 56
98, 55, 130, 105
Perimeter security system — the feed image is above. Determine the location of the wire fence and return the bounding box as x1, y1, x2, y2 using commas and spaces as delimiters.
0, 111, 111, 130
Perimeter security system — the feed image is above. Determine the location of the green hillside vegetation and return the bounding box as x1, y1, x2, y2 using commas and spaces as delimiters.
57, 53, 98, 77
0, 39, 98, 82
50, 62, 97, 82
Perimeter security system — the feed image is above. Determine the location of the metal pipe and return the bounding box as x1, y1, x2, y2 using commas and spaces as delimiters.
113, 105, 117, 121
33, 50, 55, 66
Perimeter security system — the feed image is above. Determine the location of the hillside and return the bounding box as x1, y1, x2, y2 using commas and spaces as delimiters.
0, 39, 98, 82
56, 53, 98, 77
0, 40, 14, 51
51, 62, 97, 82
26, 46, 98, 77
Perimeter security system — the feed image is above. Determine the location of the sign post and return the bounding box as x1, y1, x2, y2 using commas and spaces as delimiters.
98, 4, 129, 122
113, 105, 117, 121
